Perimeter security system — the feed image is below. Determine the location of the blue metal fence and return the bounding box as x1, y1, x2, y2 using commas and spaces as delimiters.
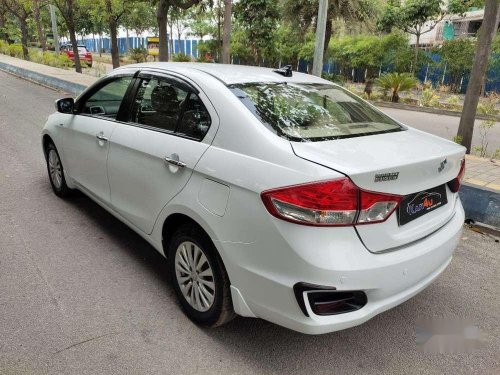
80, 36, 201, 58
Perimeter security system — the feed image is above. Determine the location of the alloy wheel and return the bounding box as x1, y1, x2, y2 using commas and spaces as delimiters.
48, 149, 63, 189
174, 241, 216, 312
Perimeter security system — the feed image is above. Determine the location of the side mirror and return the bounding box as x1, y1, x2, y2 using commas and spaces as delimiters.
55, 98, 74, 114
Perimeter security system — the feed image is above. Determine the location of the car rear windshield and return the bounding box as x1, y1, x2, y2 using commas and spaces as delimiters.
77, 47, 88, 54
230, 83, 403, 142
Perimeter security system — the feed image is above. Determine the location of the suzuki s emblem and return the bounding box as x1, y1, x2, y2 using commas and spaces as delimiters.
438, 158, 447, 173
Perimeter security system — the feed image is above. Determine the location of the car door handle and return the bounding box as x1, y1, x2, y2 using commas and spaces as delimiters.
96, 133, 108, 142
164, 156, 186, 168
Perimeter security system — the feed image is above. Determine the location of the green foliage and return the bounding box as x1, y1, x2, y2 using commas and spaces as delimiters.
434, 38, 475, 92
234, 0, 280, 64
452, 135, 463, 145
128, 47, 148, 63
328, 32, 428, 79
6, 43, 23, 58
322, 72, 345, 86
473, 120, 496, 158
477, 94, 499, 115
0, 40, 9, 55
172, 53, 191, 62
29, 50, 72, 68
375, 72, 417, 102
419, 88, 440, 107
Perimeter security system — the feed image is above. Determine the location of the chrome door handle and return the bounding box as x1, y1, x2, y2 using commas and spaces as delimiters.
164, 156, 186, 168
96, 133, 108, 142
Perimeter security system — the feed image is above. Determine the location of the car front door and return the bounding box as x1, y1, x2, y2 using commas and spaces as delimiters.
62, 75, 134, 204
107, 72, 217, 234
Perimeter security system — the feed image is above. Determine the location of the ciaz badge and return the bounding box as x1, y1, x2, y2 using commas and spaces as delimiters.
374, 172, 399, 182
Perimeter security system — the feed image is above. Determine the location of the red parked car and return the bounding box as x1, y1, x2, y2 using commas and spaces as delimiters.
60, 44, 93, 67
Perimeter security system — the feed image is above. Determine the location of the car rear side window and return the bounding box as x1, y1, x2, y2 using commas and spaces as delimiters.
230, 83, 403, 142
130, 77, 211, 140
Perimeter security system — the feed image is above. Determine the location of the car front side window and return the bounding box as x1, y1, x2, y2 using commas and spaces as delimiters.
81, 76, 132, 120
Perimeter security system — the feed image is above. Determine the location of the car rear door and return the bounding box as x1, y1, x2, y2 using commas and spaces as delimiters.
107, 70, 218, 234
62, 74, 134, 204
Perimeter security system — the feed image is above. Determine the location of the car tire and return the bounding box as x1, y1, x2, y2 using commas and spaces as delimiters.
45, 142, 71, 198
168, 223, 235, 327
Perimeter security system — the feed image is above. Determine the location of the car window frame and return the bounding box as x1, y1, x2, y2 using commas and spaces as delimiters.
123, 71, 212, 143
75, 72, 138, 123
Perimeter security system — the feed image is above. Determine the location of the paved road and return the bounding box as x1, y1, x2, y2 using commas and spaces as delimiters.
1, 70, 499, 374
382, 107, 500, 155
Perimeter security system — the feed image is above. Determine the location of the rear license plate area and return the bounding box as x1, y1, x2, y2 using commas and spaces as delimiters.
398, 184, 447, 226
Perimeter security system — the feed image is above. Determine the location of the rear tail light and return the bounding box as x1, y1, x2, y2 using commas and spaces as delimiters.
447, 158, 465, 193
261, 177, 402, 226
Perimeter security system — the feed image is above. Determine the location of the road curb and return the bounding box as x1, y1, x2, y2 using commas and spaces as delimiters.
373, 101, 500, 122
0, 61, 87, 96
459, 183, 500, 228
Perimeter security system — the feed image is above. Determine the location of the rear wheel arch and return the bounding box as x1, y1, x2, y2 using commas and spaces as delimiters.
162, 213, 216, 258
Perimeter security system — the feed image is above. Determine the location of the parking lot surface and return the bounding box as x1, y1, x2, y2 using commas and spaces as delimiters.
1, 71, 499, 374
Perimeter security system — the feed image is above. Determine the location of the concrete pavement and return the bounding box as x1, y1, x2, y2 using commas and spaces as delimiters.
1, 69, 500, 374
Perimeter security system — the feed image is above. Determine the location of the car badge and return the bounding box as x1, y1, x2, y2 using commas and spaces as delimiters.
438, 158, 447, 173
374, 172, 399, 182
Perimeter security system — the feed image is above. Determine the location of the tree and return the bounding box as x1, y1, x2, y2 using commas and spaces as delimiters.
283, 0, 379, 57
1, 0, 31, 59
457, 0, 500, 153
234, 0, 279, 65
379, 0, 480, 73
435, 38, 476, 92
33, 0, 46, 51
103, 0, 130, 68
155, 0, 201, 62
121, 3, 156, 47
53, 0, 83, 72
221, 0, 231, 63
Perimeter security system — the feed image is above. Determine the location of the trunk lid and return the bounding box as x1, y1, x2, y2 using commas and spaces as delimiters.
291, 128, 465, 252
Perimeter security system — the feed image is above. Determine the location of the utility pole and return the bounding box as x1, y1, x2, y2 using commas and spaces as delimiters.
312, 0, 328, 77
49, 4, 60, 54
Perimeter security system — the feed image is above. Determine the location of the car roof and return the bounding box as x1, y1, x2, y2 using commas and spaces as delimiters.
116, 62, 329, 86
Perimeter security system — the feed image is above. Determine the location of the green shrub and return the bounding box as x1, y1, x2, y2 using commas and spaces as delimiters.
322, 72, 345, 86
419, 88, 440, 107
172, 53, 191, 62
8, 44, 23, 58
0, 40, 9, 55
128, 47, 148, 63
375, 72, 417, 103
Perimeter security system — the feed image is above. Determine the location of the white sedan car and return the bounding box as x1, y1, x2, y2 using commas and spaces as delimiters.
42, 63, 466, 334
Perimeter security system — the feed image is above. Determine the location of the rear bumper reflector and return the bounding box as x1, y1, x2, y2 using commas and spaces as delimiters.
294, 282, 367, 317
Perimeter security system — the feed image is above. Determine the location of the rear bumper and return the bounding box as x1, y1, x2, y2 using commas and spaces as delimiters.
223, 200, 464, 334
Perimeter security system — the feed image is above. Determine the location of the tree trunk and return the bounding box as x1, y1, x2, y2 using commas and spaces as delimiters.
19, 18, 29, 60
323, 15, 332, 55
217, 0, 222, 61
106, 0, 120, 68
157, 0, 169, 61
412, 33, 420, 74
177, 25, 182, 54
169, 23, 174, 56
125, 28, 130, 53
221, 0, 232, 64
33, 0, 46, 51
68, 24, 82, 73
457, 0, 500, 153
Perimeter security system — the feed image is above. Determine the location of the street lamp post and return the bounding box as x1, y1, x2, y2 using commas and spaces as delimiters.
312, 0, 328, 77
